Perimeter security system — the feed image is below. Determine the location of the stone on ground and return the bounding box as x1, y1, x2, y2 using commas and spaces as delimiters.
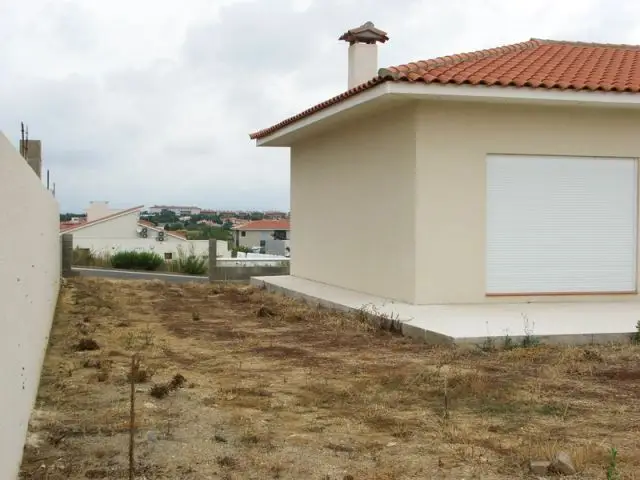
550, 451, 576, 475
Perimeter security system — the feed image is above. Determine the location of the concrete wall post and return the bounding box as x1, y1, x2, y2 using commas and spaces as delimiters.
61, 234, 73, 277
208, 239, 217, 282
20, 139, 42, 178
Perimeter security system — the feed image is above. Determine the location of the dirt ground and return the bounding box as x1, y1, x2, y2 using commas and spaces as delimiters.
19, 277, 640, 479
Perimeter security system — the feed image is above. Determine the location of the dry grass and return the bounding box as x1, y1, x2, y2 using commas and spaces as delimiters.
19, 277, 640, 479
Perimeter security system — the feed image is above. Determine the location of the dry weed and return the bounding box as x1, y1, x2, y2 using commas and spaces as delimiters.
19, 277, 640, 479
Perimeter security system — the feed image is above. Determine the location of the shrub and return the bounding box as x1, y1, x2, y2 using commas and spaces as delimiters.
72, 247, 94, 266
111, 250, 163, 271
72, 247, 111, 267
231, 245, 252, 258
74, 338, 100, 351
175, 245, 208, 275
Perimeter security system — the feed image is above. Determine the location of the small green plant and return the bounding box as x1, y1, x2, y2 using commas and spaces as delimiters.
72, 247, 111, 267
148, 373, 187, 399
111, 250, 163, 271
607, 447, 620, 480
72, 247, 94, 266
231, 245, 252, 258
521, 314, 540, 348
478, 322, 497, 352
502, 334, 515, 350
175, 245, 208, 275
632, 320, 640, 345
142, 326, 155, 346
521, 333, 540, 348
74, 338, 100, 351
149, 384, 170, 399
217, 455, 237, 468
478, 336, 496, 352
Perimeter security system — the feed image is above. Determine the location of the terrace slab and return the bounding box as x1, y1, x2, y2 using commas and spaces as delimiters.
251, 275, 640, 346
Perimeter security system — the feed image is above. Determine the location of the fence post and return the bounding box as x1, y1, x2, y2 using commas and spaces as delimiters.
61, 233, 73, 277
208, 239, 217, 282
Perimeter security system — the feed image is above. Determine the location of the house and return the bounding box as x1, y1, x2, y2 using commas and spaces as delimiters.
61, 201, 228, 259
147, 205, 202, 215
251, 24, 640, 305
263, 210, 288, 220
232, 219, 290, 253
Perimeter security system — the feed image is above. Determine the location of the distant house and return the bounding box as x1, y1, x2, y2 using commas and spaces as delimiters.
232, 219, 290, 252
250, 24, 640, 305
197, 219, 222, 227
147, 205, 202, 215
60, 201, 228, 259
263, 210, 288, 220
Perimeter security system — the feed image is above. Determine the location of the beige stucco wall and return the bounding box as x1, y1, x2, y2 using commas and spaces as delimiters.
237, 230, 268, 249
416, 101, 640, 304
290, 106, 417, 302
0, 132, 60, 478
236, 229, 290, 250
72, 211, 139, 238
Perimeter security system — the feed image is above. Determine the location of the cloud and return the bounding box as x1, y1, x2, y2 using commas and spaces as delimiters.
0, 0, 635, 211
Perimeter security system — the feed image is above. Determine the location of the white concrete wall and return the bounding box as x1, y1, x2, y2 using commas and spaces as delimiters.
290, 105, 417, 302
68, 210, 232, 258
73, 238, 229, 258
0, 132, 60, 479
236, 229, 290, 249
218, 252, 289, 267
72, 210, 139, 238
217, 258, 289, 267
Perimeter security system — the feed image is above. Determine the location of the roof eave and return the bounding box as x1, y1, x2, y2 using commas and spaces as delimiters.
253, 82, 393, 147
389, 82, 640, 107
59, 206, 144, 235
253, 80, 640, 147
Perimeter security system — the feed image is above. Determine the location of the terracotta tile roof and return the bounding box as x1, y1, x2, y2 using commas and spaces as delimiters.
250, 38, 640, 140
60, 220, 86, 231
233, 219, 290, 231
249, 77, 385, 140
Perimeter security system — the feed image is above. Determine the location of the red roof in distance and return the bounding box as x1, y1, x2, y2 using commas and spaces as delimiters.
233, 219, 290, 231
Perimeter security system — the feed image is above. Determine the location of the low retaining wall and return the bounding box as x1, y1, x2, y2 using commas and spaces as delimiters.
72, 238, 229, 259
0, 132, 60, 478
209, 265, 290, 281
208, 240, 290, 281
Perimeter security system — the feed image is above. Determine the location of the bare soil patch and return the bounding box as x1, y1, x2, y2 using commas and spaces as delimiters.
19, 277, 640, 479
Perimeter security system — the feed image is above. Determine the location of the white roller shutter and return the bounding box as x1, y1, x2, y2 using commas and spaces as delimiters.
486, 154, 637, 294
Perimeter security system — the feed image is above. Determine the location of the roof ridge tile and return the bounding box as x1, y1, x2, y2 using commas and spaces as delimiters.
533, 38, 640, 50
381, 39, 541, 80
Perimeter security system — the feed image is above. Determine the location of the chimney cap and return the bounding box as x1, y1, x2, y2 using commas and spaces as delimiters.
339, 21, 389, 45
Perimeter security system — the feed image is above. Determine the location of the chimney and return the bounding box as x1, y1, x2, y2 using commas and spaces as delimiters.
339, 22, 389, 90
20, 139, 42, 178
86, 201, 112, 222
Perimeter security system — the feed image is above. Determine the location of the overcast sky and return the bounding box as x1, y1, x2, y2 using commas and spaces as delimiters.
1, 0, 637, 212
